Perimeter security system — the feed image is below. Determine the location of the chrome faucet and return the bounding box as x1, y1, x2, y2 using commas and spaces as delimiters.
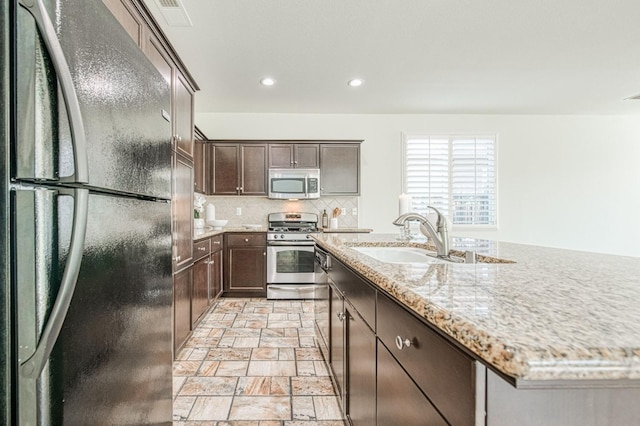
393, 207, 450, 258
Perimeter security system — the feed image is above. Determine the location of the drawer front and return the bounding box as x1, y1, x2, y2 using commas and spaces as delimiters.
377, 340, 447, 426
193, 238, 211, 260
377, 292, 476, 426
329, 257, 376, 331
210, 235, 223, 251
226, 233, 266, 246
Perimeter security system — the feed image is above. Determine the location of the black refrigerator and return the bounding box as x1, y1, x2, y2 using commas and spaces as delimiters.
2, 0, 174, 424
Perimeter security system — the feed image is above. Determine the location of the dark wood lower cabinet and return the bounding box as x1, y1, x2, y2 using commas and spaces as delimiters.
377, 340, 447, 425
173, 267, 191, 354
329, 282, 345, 405
191, 256, 209, 326
209, 249, 223, 302
345, 304, 376, 426
224, 233, 266, 296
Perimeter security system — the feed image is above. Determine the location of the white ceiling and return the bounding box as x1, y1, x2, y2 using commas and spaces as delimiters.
143, 0, 640, 115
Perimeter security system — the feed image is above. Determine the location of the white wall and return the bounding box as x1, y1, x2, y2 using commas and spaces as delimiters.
196, 113, 640, 257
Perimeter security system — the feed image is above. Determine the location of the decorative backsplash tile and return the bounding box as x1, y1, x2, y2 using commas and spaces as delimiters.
203, 196, 360, 229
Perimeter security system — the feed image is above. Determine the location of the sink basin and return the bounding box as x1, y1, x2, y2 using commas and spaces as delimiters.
352, 246, 445, 264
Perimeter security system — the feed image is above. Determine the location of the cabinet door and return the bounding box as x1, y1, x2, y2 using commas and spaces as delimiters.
240, 144, 267, 195
225, 246, 266, 294
174, 73, 194, 159
145, 33, 173, 88
345, 304, 376, 426
174, 267, 192, 354
192, 256, 209, 326
103, 0, 144, 47
377, 341, 447, 426
268, 144, 293, 168
173, 154, 193, 272
210, 144, 240, 195
193, 139, 206, 194
329, 283, 345, 405
320, 144, 360, 195
209, 249, 223, 302
295, 144, 319, 168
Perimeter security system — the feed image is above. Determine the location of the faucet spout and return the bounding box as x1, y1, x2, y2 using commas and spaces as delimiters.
392, 207, 450, 257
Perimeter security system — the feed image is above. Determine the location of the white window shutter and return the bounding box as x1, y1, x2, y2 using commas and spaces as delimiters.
404, 135, 496, 227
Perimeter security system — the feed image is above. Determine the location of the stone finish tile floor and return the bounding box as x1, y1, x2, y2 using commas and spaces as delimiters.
173, 298, 346, 426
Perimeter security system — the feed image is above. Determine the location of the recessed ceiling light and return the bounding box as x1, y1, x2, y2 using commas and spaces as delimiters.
260, 77, 276, 86
347, 79, 364, 87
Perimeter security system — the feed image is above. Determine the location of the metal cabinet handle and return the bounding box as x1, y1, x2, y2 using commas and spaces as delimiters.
336, 312, 346, 322
213, 240, 221, 245
20, 0, 89, 183
395, 336, 412, 350
174, 255, 181, 262
244, 238, 249, 242
197, 247, 206, 251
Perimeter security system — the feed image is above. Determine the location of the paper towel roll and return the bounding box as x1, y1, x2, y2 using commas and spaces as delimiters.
206, 203, 216, 221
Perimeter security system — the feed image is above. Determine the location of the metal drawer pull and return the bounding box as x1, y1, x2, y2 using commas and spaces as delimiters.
174, 256, 181, 262
213, 241, 221, 245
336, 312, 346, 322
197, 247, 206, 251
244, 238, 249, 242
395, 336, 412, 350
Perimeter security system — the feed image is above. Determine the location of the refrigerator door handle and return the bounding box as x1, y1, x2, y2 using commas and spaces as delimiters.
19, 188, 89, 380
19, 0, 89, 184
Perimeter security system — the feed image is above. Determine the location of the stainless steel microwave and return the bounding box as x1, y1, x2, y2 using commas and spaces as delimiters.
268, 168, 321, 199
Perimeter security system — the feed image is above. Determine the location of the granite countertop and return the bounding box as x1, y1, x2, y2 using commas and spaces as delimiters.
312, 233, 640, 383
318, 227, 373, 233
193, 226, 268, 241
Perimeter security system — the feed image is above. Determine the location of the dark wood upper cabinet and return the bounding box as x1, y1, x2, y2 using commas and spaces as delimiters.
268, 143, 319, 168
320, 143, 360, 195
241, 144, 268, 195
103, 0, 145, 47
173, 154, 193, 272
174, 73, 194, 159
193, 128, 207, 194
209, 143, 267, 196
210, 144, 240, 195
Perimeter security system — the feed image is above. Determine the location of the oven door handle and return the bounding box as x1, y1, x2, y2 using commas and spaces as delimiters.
267, 241, 315, 247
268, 285, 322, 291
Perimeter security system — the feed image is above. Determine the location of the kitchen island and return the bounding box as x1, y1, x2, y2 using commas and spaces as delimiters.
313, 232, 640, 425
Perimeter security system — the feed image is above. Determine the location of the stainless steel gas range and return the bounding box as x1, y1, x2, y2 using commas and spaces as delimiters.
266, 212, 320, 299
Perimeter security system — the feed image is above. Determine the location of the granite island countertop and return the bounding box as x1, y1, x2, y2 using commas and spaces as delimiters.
312, 233, 640, 384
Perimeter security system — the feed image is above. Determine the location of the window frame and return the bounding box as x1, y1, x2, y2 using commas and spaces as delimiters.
401, 132, 499, 231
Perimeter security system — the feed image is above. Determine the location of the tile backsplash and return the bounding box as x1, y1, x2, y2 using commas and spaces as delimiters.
203, 196, 360, 228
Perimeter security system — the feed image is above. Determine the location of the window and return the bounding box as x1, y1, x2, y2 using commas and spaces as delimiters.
403, 134, 497, 227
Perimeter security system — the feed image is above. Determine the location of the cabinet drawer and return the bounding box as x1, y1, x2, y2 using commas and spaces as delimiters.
227, 233, 266, 246
329, 257, 376, 331
210, 235, 223, 251
377, 340, 447, 425
377, 292, 477, 426
193, 238, 211, 260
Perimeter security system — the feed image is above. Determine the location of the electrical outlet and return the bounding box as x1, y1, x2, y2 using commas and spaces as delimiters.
236, 207, 242, 216
352, 207, 358, 216
341, 207, 346, 216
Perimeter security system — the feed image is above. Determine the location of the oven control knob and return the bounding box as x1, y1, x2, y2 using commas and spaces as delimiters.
306, 234, 311, 239
280, 234, 285, 239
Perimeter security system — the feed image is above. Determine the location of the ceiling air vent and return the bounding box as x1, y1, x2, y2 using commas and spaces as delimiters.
153, 0, 192, 27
